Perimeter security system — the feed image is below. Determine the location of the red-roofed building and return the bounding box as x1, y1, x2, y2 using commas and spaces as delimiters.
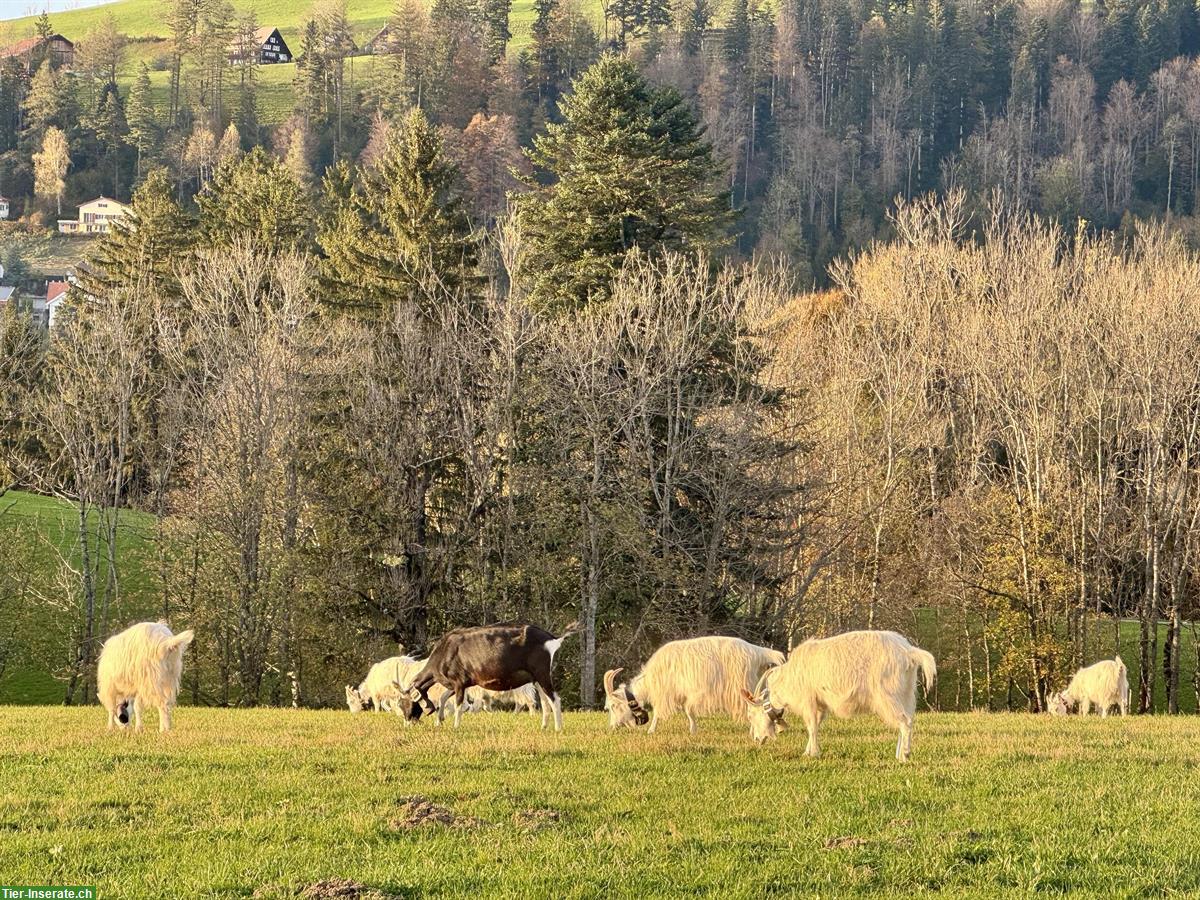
28, 280, 70, 329
0, 34, 74, 71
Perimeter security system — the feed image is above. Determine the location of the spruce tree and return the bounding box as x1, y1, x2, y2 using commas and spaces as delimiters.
530, 0, 559, 105
0, 59, 27, 153
517, 54, 731, 310
93, 80, 128, 197
20, 59, 74, 151
480, 0, 513, 65
79, 167, 195, 301
126, 63, 158, 179
318, 107, 477, 318
197, 147, 310, 254
294, 20, 327, 126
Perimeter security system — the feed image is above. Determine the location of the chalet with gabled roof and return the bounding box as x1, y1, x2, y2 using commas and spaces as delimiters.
0, 34, 74, 71
230, 26, 292, 65
364, 25, 391, 54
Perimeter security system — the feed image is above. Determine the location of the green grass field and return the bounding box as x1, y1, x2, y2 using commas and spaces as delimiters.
0, 490, 158, 704
0, 707, 1197, 897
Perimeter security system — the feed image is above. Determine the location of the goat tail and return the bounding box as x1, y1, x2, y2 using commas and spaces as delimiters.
557, 621, 580, 640
159, 629, 195, 658
909, 647, 937, 692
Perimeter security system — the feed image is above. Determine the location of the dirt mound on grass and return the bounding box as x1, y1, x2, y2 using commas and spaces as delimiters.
388, 795, 483, 830
298, 880, 389, 900
252, 879, 392, 900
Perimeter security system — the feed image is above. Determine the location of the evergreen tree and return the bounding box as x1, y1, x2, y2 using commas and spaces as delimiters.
33, 12, 54, 69
20, 59, 75, 151
0, 59, 27, 153
126, 63, 159, 179
517, 54, 732, 310
379, 0, 429, 114
530, 0, 559, 105
294, 19, 327, 127
233, 12, 260, 146
197, 147, 310, 253
78, 167, 195, 301
679, 0, 712, 55
318, 107, 478, 318
723, 0, 750, 68
480, 0, 513, 64
93, 80, 128, 197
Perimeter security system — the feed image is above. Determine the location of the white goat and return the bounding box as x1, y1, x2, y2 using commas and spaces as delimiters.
1048, 657, 1129, 717
604, 636, 786, 734
97, 621, 195, 733
347, 655, 420, 713
477, 684, 540, 715
387, 661, 489, 725
743, 630, 936, 761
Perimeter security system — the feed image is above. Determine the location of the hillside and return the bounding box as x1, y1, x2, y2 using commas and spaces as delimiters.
0, 0, 604, 125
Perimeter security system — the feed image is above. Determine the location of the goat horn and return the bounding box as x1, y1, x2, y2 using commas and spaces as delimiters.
604, 668, 622, 695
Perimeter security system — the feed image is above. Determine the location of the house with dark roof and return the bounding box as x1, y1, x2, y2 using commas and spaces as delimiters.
230, 26, 292, 65
0, 196, 8, 220
364, 25, 391, 54
0, 34, 74, 71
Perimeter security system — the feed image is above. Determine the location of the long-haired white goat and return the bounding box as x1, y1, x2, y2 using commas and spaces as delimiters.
1048, 657, 1129, 717
97, 621, 194, 733
603, 636, 785, 734
743, 630, 936, 761
346, 655, 417, 713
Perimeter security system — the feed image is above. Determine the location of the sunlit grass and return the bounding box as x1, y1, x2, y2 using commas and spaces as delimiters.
1, 707, 1196, 897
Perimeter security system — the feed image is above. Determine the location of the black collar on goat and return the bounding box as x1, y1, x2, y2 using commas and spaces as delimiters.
398, 622, 577, 732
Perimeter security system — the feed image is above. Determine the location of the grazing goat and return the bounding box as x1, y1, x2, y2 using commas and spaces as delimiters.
397, 623, 576, 731
1048, 657, 1129, 717
97, 621, 194, 733
346, 655, 417, 713
603, 636, 786, 734
743, 630, 936, 761
478, 684, 540, 715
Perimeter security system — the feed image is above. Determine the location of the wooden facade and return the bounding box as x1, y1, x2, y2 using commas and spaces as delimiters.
0, 34, 74, 71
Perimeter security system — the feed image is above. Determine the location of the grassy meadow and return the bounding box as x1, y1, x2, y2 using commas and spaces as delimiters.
0, 707, 1197, 897
0, 490, 159, 704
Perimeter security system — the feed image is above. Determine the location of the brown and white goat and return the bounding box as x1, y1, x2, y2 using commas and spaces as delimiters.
397, 623, 576, 731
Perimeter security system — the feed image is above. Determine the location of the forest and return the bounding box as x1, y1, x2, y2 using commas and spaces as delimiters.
1, 0, 1200, 713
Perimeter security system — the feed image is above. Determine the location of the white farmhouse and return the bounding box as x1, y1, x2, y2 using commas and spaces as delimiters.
58, 196, 132, 235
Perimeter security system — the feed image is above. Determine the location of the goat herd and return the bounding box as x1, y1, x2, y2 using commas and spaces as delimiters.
94, 619, 1132, 760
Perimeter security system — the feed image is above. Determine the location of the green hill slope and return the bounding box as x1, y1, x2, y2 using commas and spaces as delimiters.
1, 0, 603, 125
